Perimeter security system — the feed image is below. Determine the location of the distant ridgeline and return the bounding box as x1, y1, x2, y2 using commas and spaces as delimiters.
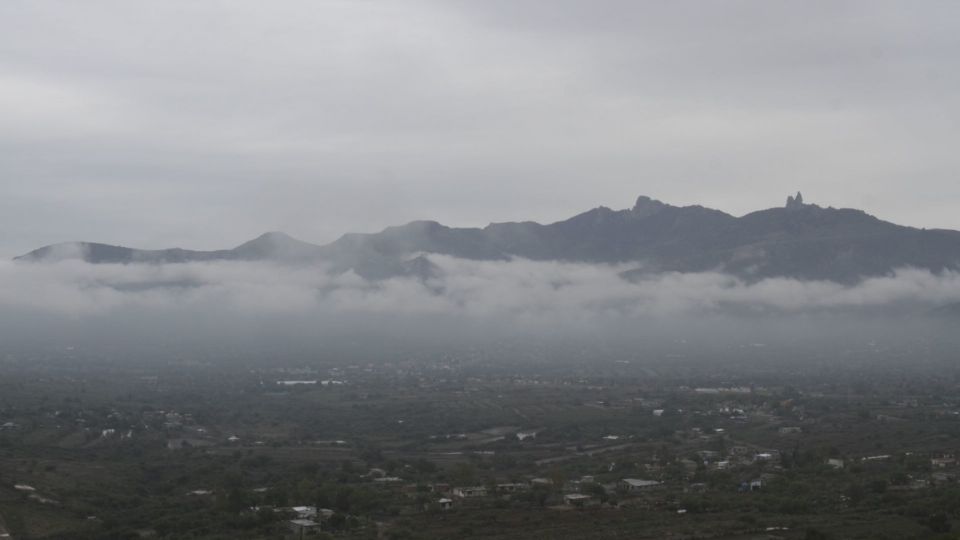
16, 194, 960, 284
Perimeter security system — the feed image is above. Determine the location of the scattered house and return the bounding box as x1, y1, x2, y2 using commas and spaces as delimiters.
652, 409, 665, 417
779, 427, 802, 435
826, 458, 845, 469
739, 479, 764, 492
291, 506, 317, 519
564, 493, 593, 507
289, 519, 320, 538
530, 478, 554, 488
755, 452, 776, 462
14, 484, 36, 492
619, 479, 661, 493
187, 489, 213, 496
226, 435, 240, 443
438, 498, 453, 510
603, 435, 620, 441
580, 475, 595, 484
0, 422, 19, 430
932, 456, 956, 468
452, 486, 487, 498
373, 477, 403, 485
516, 430, 538, 441
496, 482, 529, 493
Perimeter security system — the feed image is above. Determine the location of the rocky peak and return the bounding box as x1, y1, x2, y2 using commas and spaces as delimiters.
785, 191, 805, 210
633, 195, 667, 218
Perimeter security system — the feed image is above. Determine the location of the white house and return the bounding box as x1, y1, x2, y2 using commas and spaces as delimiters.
291, 506, 317, 519
453, 486, 487, 498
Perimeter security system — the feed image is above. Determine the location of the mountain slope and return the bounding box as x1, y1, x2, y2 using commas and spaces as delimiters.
15, 194, 960, 283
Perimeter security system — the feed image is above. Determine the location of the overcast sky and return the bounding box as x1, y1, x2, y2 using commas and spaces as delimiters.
2, 1, 960, 257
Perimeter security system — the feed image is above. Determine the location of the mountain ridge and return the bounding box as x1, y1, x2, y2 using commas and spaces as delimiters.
16, 194, 960, 284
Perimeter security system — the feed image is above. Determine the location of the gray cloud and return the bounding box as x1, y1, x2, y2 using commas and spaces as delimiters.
2, 1, 960, 256
2, 258, 958, 323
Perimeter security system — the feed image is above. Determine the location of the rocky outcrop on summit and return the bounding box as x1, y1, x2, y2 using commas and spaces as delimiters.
785, 191, 805, 210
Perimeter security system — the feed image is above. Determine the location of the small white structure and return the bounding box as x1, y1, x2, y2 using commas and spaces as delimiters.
438, 497, 453, 510
564, 493, 593, 507
452, 486, 487, 498
291, 506, 317, 519
932, 457, 956, 468
373, 476, 403, 484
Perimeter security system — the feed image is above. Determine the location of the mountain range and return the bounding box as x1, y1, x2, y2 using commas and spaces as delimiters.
16, 193, 960, 284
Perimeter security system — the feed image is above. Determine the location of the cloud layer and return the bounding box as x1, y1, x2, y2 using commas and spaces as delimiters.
3, 257, 958, 323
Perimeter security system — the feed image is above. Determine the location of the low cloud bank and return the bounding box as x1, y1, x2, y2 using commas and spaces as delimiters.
2, 256, 959, 322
